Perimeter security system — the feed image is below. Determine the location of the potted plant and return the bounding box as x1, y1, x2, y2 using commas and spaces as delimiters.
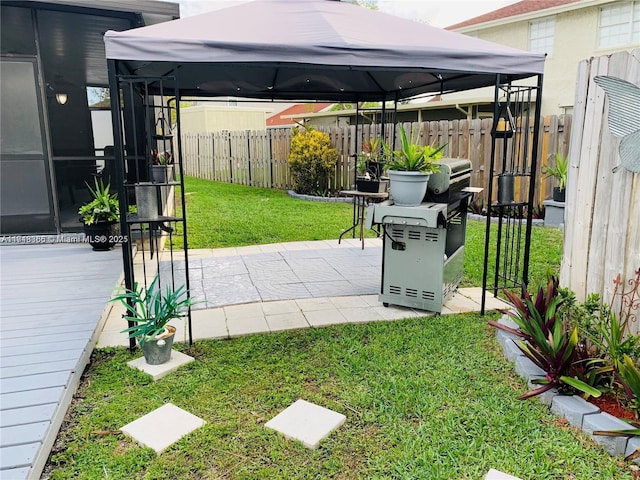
543, 153, 568, 202
111, 275, 192, 365
355, 138, 389, 193
386, 125, 444, 206
78, 177, 120, 251
151, 148, 174, 183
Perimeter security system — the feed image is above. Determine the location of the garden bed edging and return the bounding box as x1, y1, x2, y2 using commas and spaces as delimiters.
494, 313, 637, 462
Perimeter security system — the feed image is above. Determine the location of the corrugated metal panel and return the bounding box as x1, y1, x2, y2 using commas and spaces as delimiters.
594, 75, 640, 173
594, 75, 640, 137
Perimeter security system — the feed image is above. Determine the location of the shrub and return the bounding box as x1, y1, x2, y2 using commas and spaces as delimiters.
288, 126, 339, 195
489, 277, 601, 400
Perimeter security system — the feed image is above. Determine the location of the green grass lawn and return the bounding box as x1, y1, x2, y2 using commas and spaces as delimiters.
47, 316, 635, 479
174, 178, 362, 249
44, 179, 587, 479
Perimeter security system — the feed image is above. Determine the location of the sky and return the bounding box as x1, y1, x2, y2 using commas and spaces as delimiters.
178, 0, 520, 28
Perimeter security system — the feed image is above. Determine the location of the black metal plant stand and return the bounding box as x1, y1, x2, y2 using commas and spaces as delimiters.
107, 62, 193, 350
481, 75, 544, 313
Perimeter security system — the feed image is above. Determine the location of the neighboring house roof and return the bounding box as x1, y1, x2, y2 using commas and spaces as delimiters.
267, 103, 333, 127
447, 0, 581, 30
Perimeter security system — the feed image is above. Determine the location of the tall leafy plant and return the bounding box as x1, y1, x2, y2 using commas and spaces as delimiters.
489, 277, 601, 400
386, 125, 444, 173
78, 177, 120, 225
542, 153, 568, 190
111, 275, 192, 346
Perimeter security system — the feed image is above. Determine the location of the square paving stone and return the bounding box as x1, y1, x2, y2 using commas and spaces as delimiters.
304, 308, 348, 327
266, 311, 309, 332
296, 297, 336, 312
306, 280, 359, 297
191, 308, 228, 339
254, 281, 311, 302
485, 469, 522, 480
340, 307, 383, 323
121, 403, 205, 454
127, 350, 195, 381
261, 300, 300, 315
442, 292, 480, 313
227, 316, 270, 337
202, 258, 248, 277
265, 399, 346, 449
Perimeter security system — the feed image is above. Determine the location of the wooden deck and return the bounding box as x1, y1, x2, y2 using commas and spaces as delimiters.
0, 244, 123, 480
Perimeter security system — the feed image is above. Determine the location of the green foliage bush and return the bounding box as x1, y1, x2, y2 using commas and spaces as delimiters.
288, 126, 339, 195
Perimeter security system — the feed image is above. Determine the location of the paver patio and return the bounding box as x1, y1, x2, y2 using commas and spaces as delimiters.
99, 238, 510, 347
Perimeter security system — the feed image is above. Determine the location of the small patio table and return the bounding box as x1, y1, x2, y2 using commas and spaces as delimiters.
338, 190, 388, 249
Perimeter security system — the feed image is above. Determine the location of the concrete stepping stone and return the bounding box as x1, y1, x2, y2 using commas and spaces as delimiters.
485, 469, 522, 480
121, 403, 205, 454
127, 350, 194, 381
264, 399, 346, 449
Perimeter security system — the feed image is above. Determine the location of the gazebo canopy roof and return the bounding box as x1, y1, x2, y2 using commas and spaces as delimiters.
104, 0, 545, 101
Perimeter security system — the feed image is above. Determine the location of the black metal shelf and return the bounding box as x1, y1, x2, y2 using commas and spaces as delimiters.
126, 213, 183, 224
491, 201, 529, 208
124, 180, 181, 187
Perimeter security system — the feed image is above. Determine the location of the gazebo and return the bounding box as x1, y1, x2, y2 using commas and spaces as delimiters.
103, 0, 545, 345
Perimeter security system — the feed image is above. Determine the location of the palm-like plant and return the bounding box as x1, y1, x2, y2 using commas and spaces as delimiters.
543, 153, 568, 190
386, 125, 444, 173
111, 275, 192, 345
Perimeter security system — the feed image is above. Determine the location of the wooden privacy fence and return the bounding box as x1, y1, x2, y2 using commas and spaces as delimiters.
560, 49, 640, 332
181, 115, 571, 207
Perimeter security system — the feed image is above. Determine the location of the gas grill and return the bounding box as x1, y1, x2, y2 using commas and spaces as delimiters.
365, 158, 475, 313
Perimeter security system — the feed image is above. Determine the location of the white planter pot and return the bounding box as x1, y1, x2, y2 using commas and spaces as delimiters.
388, 170, 430, 206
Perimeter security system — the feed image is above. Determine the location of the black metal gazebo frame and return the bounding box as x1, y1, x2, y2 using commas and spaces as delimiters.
105, 0, 546, 349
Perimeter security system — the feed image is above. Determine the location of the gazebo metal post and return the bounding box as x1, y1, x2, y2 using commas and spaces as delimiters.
481, 74, 502, 315
108, 59, 136, 350
522, 73, 544, 287
174, 92, 194, 345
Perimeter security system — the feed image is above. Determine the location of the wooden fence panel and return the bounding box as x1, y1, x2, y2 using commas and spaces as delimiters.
560, 49, 639, 333
181, 115, 571, 207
